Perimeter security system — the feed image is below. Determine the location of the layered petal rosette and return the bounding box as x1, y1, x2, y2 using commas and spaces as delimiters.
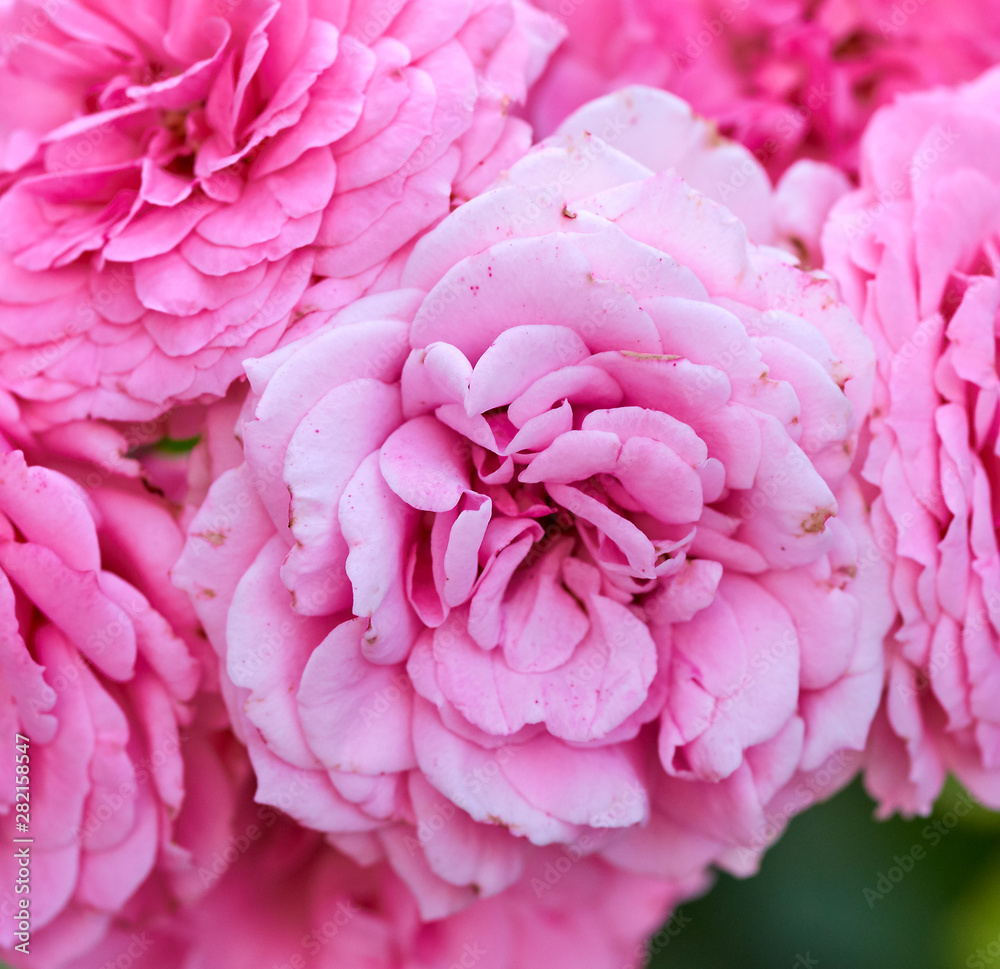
526, 0, 1000, 177
175, 88, 887, 913
0, 0, 561, 425
824, 66, 1000, 816
0, 412, 244, 968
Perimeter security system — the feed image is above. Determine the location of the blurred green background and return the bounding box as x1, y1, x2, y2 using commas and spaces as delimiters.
646, 778, 1000, 969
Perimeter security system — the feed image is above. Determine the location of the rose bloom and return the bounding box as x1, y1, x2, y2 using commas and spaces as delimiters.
174, 87, 888, 914
525, 0, 1000, 178
822, 65, 1000, 815
0, 402, 246, 969
68, 783, 686, 969
0, 0, 561, 426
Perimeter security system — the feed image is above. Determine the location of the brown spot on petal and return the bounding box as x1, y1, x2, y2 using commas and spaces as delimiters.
703, 119, 725, 147
562, 205, 577, 219
787, 235, 810, 268
196, 529, 227, 547
620, 351, 681, 361
801, 508, 835, 534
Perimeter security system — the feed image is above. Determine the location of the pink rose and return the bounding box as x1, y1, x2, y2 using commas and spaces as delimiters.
0, 0, 562, 427
823, 66, 1000, 816
526, 0, 1000, 177
70, 795, 686, 969
174, 88, 887, 913
0, 409, 245, 968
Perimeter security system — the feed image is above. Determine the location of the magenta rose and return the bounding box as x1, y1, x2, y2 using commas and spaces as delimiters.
0, 0, 561, 426
823, 66, 1000, 816
526, 0, 1000, 178
174, 88, 887, 913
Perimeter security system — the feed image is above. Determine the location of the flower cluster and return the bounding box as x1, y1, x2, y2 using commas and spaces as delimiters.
8, 3, 1000, 966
